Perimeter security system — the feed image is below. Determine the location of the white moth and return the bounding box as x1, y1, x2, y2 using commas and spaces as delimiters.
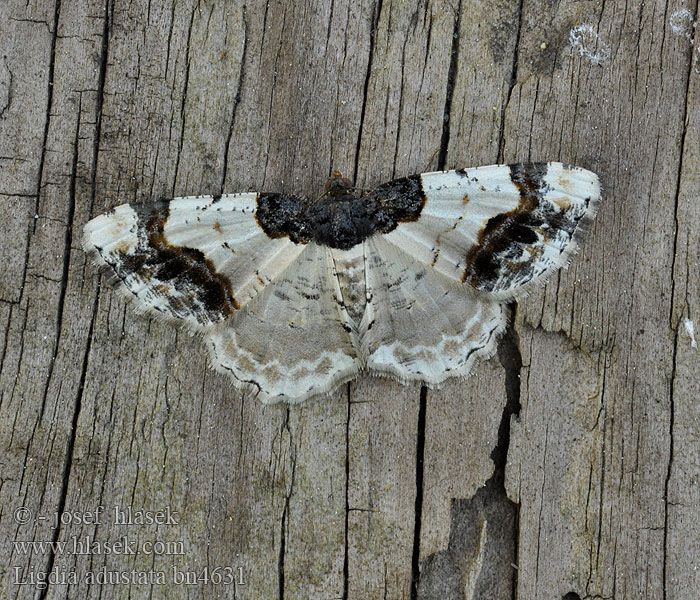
83, 162, 600, 403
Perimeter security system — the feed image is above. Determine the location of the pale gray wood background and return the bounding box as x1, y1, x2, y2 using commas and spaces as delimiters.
1, 0, 698, 598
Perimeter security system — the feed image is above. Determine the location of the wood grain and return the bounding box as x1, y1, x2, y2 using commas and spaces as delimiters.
0, 0, 697, 598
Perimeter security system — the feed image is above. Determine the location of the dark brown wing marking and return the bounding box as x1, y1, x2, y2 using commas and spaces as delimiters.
109, 201, 239, 323
463, 162, 590, 293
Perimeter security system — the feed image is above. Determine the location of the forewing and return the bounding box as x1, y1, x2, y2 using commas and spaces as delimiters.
361, 236, 507, 386
82, 194, 304, 329
206, 243, 361, 403
383, 162, 600, 300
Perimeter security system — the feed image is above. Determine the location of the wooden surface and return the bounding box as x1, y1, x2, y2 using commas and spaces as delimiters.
1, 0, 698, 598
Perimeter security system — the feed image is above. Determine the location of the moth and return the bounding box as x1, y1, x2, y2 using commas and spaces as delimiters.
83, 162, 600, 403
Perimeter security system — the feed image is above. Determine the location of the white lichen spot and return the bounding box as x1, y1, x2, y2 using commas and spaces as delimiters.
569, 24, 611, 65
685, 318, 697, 348
670, 9, 697, 42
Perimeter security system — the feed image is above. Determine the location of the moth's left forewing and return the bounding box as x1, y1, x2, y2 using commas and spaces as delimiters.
383, 162, 601, 301
165, 195, 305, 308
82, 193, 305, 330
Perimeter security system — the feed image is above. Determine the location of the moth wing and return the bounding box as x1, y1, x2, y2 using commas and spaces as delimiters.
361, 236, 507, 386
382, 162, 600, 301
206, 243, 361, 403
82, 194, 304, 329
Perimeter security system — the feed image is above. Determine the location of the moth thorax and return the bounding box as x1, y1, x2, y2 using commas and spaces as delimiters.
325, 171, 354, 198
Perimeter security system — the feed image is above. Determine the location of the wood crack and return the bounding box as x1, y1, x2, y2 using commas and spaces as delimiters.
0, 56, 13, 119
35, 93, 82, 428
409, 385, 427, 599
37, 275, 100, 599
496, 0, 524, 163
342, 384, 351, 600
663, 324, 680, 600
437, 0, 461, 171
173, 6, 197, 194
221, 4, 248, 194
20, 0, 62, 332
278, 407, 296, 600
86, 0, 112, 219
669, 1, 698, 329
495, 309, 523, 600
352, 0, 383, 184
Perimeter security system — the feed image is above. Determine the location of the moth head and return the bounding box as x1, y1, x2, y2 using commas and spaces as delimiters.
325, 171, 354, 198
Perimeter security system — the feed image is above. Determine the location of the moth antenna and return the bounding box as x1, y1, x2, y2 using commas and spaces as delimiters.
313, 189, 332, 203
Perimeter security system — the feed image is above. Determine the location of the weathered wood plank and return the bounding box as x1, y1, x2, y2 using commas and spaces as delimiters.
347, 378, 420, 599
0, 1, 109, 598
414, 2, 522, 595
283, 398, 348, 598
667, 3, 700, 596
77, 2, 295, 598
503, 0, 695, 598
